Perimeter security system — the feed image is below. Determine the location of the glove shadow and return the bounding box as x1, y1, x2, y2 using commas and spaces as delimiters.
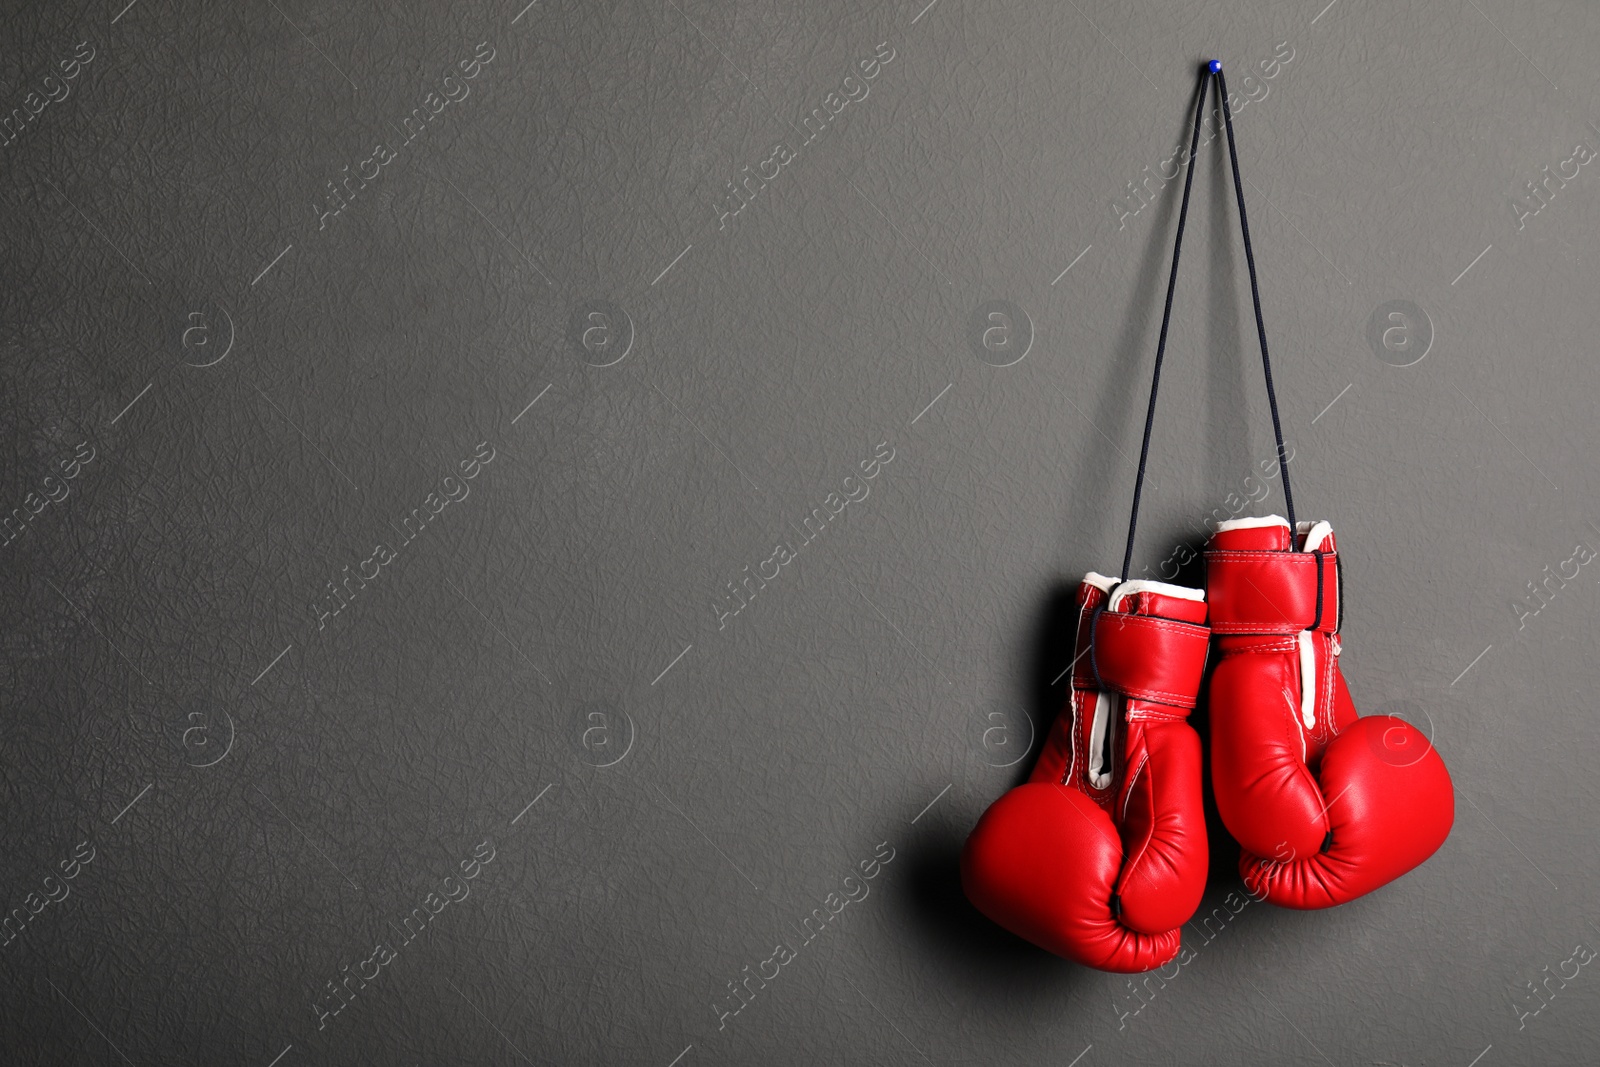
901, 822, 1101, 996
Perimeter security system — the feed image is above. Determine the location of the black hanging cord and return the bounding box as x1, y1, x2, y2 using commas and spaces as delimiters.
1119, 66, 1212, 584
1217, 69, 1297, 532
1118, 62, 1302, 581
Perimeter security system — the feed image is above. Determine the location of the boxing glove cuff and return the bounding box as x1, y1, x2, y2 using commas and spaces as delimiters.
1206, 544, 1339, 636
1091, 610, 1209, 710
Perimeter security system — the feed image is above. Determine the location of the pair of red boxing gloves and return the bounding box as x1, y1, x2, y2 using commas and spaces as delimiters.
961, 517, 1455, 971
960, 62, 1453, 972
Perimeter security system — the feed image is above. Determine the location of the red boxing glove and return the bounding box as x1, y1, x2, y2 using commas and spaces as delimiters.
1206, 517, 1454, 908
962, 574, 1210, 971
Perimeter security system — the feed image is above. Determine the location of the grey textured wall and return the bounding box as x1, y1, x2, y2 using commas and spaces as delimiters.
3, 0, 1598, 1064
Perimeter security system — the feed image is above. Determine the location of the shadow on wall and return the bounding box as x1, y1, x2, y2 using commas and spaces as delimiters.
1054, 71, 1216, 572
898, 823, 1090, 998
885, 587, 1088, 992
1203, 105, 1251, 496
894, 66, 1271, 986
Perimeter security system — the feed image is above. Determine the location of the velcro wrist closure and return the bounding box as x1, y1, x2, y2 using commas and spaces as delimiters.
1091, 612, 1210, 710
1206, 548, 1339, 634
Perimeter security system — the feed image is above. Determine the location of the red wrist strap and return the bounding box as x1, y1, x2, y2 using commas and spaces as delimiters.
1091, 611, 1210, 710
1205, 548, 1339, 634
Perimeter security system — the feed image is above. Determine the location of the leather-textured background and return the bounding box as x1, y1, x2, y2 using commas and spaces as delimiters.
4, 0, 1598, 1063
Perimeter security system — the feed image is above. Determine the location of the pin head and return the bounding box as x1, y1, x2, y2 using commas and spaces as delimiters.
1207, 59, 1222, 73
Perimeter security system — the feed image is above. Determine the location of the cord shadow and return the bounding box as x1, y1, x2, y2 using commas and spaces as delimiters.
1204, 102, 1251, 501
1054, 73, 1214, 577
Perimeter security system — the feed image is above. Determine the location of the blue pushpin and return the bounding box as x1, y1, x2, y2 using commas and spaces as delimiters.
1208, 59, 1222, 73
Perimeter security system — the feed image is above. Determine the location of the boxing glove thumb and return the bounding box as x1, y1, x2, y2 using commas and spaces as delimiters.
1241, 715, 1454, 908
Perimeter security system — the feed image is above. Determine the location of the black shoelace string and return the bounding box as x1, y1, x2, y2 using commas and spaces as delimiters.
1118, 61, 1297, 585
